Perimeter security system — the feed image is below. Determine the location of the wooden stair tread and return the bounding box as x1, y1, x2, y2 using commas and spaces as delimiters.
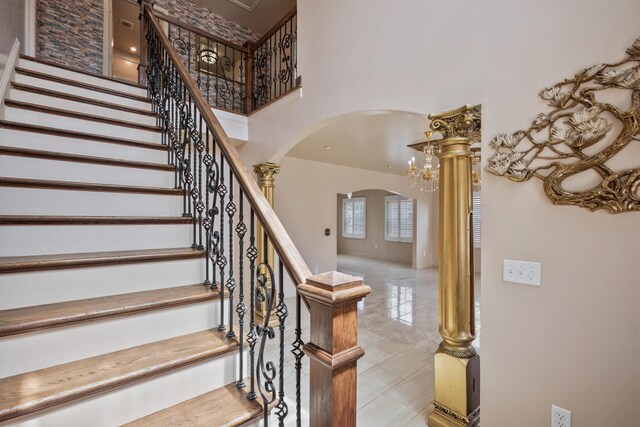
0, 329, 239, 422
19, 55, 147, 90
10, 82, 155, 117
5, 100, 161, 133
124, 382, 263, 427
0, 247, 205, 274
0, 284, 221, 337
0, 120, 167, 151
15, 67, 149, 103
0, 177, 183, 195
0, 145, 174, 171
0, 215, 193, 225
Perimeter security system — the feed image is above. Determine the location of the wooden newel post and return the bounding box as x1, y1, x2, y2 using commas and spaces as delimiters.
297, 272, 371, 427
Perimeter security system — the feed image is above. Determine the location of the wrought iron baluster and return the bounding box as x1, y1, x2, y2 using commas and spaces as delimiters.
256, 260, 277, 426
277, 27, 282, 98
275, 260, 289, 426
197, 113, 204, 249
203, 126, 213, 287
217, 152, 227, 331
215, 41, 220, 108
247, 208, 258, 400
292, 292, 304, 426
226, 174, 237, 339
206, 37, 211, 106
235, 190, 247, 387
189, 93, 198, 247
206, 136, 220, 291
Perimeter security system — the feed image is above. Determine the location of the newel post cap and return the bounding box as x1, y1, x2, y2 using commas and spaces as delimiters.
297, 271, 371, 305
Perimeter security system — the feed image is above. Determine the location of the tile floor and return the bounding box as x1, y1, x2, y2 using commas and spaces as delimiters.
338, 255, 481, 426
262, 254, 481, 426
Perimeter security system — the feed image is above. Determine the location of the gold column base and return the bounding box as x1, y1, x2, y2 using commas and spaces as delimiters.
428, 345, 480, 427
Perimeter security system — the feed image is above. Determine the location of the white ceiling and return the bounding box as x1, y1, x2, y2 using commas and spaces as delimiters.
286, 111, 430, 176
189, 0, 296, 35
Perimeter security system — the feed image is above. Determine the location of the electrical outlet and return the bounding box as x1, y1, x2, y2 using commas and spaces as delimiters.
503, 259, 541, 286
551, 405, 571, 427
314, 267, 319, 275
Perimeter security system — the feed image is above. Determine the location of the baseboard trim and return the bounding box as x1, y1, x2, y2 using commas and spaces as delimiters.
337, 251, 412, 265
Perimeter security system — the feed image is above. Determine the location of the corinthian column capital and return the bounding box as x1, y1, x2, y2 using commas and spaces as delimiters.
253, 162, 281, 187
428, 104, 481, 141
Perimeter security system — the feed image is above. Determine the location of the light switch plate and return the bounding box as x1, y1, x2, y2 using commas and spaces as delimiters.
503, 259, 541, 286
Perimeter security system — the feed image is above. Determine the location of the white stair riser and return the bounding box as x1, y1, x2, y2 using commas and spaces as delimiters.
0, 258, 206, 309
0, 156, 174, 188
13, 73, 150, 110
8, 87, 157, 126
0, 301, 224, 376
18, 58, 147, 97
0, 187, 185, 216
0, 128, 168, 164
3, 107, 162, 144
2, 351, 244, 427
0, 224, 194, 256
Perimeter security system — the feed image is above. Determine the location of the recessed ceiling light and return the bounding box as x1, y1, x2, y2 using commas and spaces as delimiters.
130, 46, 137, 52
324, 145, 331, 150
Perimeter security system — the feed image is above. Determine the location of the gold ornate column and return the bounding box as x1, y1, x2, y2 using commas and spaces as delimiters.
428, 105, 481, 427
253, 162, 280, 325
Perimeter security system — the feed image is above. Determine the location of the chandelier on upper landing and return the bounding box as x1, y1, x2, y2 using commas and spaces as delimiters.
406, 130, 481, 193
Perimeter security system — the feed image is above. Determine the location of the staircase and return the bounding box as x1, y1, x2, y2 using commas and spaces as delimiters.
0, 56, 264, 426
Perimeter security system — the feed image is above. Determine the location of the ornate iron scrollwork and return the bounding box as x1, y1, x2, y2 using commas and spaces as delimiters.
255, 262, 277, 424
488, 36, 640, 213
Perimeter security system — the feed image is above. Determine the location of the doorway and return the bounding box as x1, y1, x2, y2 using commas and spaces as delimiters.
108, 0, 140, 83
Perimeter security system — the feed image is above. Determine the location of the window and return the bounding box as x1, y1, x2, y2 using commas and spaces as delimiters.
473, 192, 481, 248
342, 197, 366, 239
384, 195, 413, 243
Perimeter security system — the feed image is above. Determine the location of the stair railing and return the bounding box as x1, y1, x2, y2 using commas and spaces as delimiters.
246, 7, 299, 113
143, 5, 369, 426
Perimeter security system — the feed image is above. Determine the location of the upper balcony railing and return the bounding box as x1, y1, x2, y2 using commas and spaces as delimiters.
150, 7, 298, 115
247, 8, 298, 112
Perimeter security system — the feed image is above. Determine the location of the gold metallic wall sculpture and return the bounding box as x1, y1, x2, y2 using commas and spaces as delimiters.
487, 36, 640, 214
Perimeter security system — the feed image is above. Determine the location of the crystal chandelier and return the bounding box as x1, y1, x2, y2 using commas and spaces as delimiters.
407, 138, 440, 192
406, 130, 481, 193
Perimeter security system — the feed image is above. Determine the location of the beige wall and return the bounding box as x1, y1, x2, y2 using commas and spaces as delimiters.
480, 13, 640, 427
274, 156, 437, 276
0, 0, 25, 75
238, 1, 639, 424
336, 190, 413, 264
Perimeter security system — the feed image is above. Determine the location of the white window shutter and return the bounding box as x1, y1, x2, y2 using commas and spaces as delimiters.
473, 192, 481, 248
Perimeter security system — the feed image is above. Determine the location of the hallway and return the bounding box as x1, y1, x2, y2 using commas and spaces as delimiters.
337, 255, 482, 426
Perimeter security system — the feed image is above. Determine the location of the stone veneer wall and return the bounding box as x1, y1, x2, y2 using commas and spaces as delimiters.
37, 0, 103, 74
155, 0, 260, 46
36, 0, 259, 78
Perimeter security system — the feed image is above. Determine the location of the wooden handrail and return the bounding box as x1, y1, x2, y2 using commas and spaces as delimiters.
152, 10, 248, 53
145, 5, 312, 288
251, 6, 297, 52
